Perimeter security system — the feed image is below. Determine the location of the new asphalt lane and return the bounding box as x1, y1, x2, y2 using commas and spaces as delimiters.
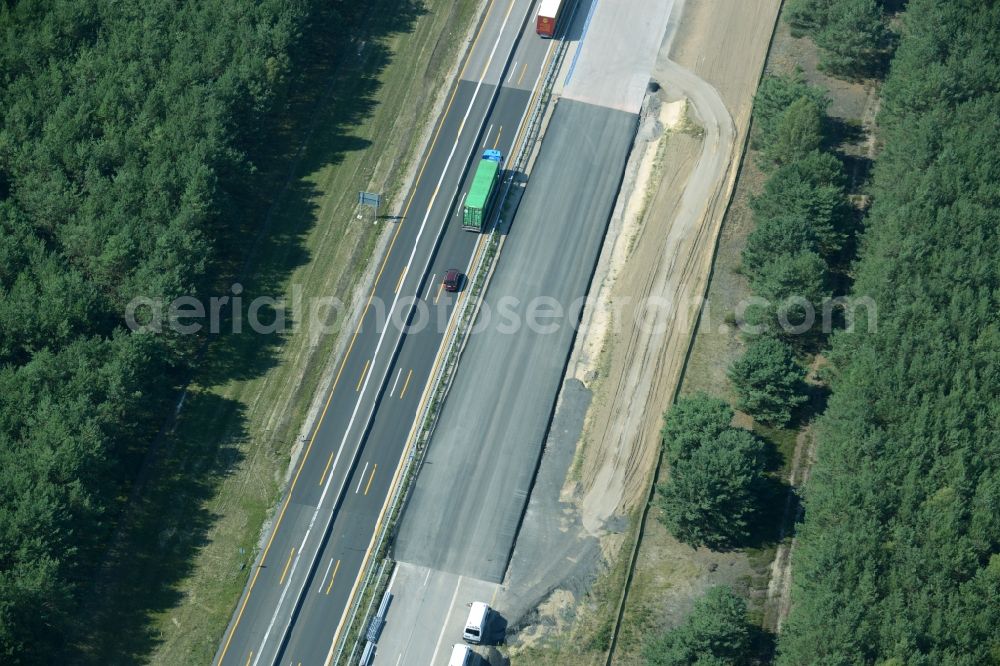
393, 98, 638, 582
371, 1, 689, 662
213, 1, 554, 664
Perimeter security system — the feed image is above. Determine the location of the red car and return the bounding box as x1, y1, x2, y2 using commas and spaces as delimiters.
443, 268, 462, 292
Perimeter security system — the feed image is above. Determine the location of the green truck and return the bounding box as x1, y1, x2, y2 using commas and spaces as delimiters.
462, 149, 503, 232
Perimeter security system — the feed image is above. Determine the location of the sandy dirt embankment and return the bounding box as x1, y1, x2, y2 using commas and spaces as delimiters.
506, 0, 783, 660
574, 0, 781, 542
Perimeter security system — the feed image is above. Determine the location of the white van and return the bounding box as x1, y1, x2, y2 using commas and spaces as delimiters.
462, 601, 491, 644
449, 643, 474, 666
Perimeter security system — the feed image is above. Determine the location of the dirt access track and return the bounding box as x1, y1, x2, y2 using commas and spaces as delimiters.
578, 0, 781, 531
576, 0, 780, 532
505, 0, 782, 657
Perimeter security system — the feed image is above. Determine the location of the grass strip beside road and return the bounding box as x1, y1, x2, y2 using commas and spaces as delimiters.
78, 1, 482, 663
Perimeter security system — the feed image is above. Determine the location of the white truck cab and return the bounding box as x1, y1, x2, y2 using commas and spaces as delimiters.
449, 643, 474, 666
462, 601, 491, 644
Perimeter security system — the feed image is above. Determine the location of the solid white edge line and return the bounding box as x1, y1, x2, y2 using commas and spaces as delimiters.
354, 462, 370, 494
427, 576, 463, 666
389, 367, 404, 397
252, 2, 523, 663
317, 558, 335, 595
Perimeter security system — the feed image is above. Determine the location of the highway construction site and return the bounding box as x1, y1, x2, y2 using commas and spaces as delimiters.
205, 0, 788, 664
352, 0, 787, 664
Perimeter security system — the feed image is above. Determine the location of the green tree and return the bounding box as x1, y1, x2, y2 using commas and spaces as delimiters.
748, 254, 830, 341
752, 74, 828, 152
741, 215, 820, 280
783, 0, 832, 36
815, 0, 891, 77
763, 96, 825, 167
661, 393, 734, 464
644, 587, 756, 665
746, 250, 830, 339
728, 337, 808, 426
751, 151, 851, 260
658, 428, 767, 549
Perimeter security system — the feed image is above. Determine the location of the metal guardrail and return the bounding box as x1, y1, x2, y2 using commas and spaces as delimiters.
338, 223, 500, 666
357, 561, 392, 665
510, 27, 571, 178
334, 9, 579, 664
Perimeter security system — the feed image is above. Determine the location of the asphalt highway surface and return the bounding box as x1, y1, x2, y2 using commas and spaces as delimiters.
212, 2, 556, 664
393, 98, 638, 583
372, 0, 678, 660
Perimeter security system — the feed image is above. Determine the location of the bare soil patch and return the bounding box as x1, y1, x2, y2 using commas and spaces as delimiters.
616, 3, 884, 658
505, 0, 782, 662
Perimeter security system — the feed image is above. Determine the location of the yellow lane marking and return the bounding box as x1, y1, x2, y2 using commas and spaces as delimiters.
216, 0, 500, 656
279, 548, 296, 586
325, 560, 341, 595
492, 125, 503, 149
356, 359, 371, 392
434, 281, 445, 304
244, 653, 252, 666
320, 0, 511, 659
395, 266, 407, 294
364, 464, 378, 496
399, 369, 414, 399
318, 451, 335, 486
517, 62, 528, 86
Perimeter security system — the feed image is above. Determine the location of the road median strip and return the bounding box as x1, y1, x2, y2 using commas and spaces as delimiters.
330, 13, 580, 665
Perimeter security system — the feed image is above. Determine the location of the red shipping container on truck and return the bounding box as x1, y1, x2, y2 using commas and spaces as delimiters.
536, 0, 563, 38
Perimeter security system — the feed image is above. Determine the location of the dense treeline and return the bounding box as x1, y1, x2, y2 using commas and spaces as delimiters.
652, 66, 859, 556
647, 36, 862, 666
726, 71, 852, 428
0, 0, 321, 659
784, 0, 893, 77
778, 0, 1000, 663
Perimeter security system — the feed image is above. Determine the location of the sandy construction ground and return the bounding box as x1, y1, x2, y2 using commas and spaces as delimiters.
575, 0, 781, 538
561, 0, 676, 113
505, 0, 782, 660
